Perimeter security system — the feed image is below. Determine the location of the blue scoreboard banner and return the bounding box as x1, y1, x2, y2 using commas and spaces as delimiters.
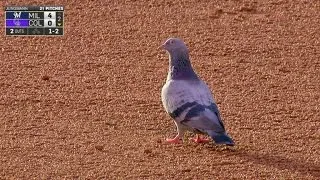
5, 6, 64, 36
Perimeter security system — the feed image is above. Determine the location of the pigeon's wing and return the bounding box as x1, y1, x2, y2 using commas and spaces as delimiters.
161, 79, 225, 132
181, 103, 225, 133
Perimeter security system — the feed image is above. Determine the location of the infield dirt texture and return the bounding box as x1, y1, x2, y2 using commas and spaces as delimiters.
0, 0, 319, 179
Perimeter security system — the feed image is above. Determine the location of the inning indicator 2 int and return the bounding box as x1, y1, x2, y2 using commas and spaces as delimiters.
5, 6, 64, 36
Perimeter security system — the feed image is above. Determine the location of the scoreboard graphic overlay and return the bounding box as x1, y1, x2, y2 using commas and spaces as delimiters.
5, 6, 64, 36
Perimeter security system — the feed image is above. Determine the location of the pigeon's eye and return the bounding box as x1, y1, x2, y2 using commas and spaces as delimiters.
170, 40, 174, 44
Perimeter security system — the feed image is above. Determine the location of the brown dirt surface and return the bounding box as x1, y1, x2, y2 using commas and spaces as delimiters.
0, 0, 319, 179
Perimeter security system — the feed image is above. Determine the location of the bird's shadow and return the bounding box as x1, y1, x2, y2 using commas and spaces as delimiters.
207, 145, 320, 178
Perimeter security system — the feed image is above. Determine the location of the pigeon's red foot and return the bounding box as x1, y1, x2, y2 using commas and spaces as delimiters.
190, 135, 210, 143
166, 136, 182, 144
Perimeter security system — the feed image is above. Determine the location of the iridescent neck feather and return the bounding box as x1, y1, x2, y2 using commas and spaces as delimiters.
167, 49, 198, 81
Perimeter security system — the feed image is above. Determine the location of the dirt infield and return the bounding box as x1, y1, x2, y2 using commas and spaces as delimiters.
0, 0, 319, 179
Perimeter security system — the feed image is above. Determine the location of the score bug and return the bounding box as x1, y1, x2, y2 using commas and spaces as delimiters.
5, 6, 64, 36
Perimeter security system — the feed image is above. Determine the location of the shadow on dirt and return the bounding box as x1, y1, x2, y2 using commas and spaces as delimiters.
223, 147, 320, 178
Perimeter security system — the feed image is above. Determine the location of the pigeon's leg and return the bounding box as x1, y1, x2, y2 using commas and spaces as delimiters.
190, 134, 210, 143
166, 123, 184, 144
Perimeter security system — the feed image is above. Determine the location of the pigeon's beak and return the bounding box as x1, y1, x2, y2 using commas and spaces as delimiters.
158, 44, 165, 50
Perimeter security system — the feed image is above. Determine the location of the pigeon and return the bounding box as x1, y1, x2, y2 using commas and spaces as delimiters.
160, 38, 235, 146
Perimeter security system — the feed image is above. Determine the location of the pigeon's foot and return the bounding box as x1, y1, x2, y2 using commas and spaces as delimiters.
166, 136, 182, 144
190, 135, 210, 144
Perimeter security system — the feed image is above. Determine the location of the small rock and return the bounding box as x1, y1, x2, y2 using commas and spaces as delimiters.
144, 149, 152, 154
41, 75, 50, 81
95, 145, 104, 151
216, 9, 223, 14
181, 169, 191, 173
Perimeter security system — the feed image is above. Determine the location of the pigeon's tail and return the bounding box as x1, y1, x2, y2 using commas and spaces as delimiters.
207, 131, 235, 146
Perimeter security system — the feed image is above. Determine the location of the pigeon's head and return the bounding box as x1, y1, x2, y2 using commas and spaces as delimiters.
161, 38, 188, 54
